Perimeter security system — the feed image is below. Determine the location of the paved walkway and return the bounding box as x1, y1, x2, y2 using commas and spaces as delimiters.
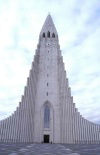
0, 143, 79, 155
0, 143, 100, 155
15, 144, 79, 155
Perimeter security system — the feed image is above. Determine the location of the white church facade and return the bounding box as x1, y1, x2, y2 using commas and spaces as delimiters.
0, 15, 100, 144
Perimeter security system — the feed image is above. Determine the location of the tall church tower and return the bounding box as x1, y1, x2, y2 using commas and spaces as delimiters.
0, 15, 100, 144
34, 15, 60, 143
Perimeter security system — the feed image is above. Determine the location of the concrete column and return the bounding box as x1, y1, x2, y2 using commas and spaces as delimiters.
80, 116, 83, 143
25, 83, 30, 143
87, 120, 89, 144
12, 114, 16, 143
10, 115, 14, 142
19, 103, 23, 142
30, 72, 35, 142
89, 123, 92, 144
91, 124, 94, 143
15, 108, 19, 142
0, 121, 3, 141
25, 92, 29, 142
64, 96, 67, 143
27, 77, 32, 142
59, 62, 63, 143
21, 96, 26, 143
3, 120, 6, 142
78, 114, 81, 143
8, 117, 12, 142
97, 125, 100, 143
18, 108, 21, 142
28, 75, 33, 142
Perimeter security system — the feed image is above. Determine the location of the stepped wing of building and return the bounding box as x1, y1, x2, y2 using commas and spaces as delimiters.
0, 15, 100, 144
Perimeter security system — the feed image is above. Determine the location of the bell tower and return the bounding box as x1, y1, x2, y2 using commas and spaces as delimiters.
34, 14, 61, 143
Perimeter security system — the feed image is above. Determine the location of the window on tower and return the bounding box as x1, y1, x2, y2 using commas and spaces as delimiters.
52, 33, 55, 38
44, 104, 50, 128
43, 33, 45, 38
47, 31, 50, 38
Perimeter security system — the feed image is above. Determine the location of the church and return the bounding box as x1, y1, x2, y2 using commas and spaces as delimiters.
0, 15, 100, 144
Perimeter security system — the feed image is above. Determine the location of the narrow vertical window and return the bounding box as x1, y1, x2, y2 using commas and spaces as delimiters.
52, 33, 55, 38
44, 104, 50, 128
47, 31, 50, 38
43, 33, 45, 38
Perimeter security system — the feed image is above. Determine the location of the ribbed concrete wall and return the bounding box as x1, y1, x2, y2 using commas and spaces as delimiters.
0, 51, 39, 143
58, 55, 100, 144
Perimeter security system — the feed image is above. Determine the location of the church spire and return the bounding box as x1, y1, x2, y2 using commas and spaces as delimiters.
40, 14, 58, 39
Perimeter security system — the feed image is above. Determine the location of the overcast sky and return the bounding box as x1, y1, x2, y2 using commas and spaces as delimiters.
0, 0, 100, 124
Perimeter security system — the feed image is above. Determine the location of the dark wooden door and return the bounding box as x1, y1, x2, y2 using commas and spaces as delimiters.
44, 135, 49, 143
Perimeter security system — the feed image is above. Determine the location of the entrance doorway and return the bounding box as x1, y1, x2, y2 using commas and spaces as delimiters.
44, 135, 50, 143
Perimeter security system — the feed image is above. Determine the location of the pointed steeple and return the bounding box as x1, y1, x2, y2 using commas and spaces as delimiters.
40, 14, 58, 37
